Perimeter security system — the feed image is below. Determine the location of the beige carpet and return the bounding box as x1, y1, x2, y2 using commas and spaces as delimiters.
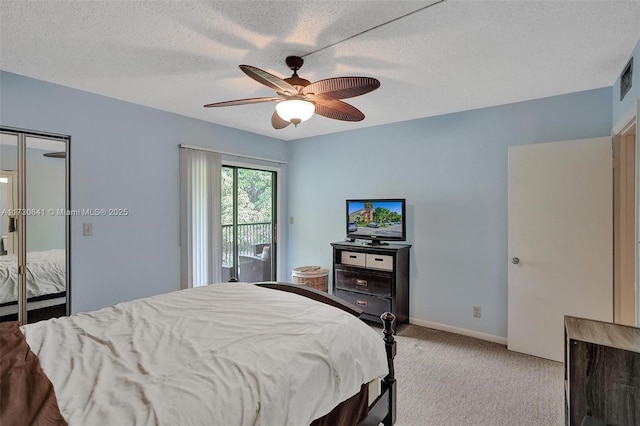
384, 324, 564, 426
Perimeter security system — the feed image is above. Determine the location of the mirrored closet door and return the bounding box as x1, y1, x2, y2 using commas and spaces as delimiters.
0, 127, 70, 325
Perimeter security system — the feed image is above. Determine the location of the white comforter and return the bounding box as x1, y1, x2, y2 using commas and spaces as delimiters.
0, 249, 66, 304
22, 283, 388, 426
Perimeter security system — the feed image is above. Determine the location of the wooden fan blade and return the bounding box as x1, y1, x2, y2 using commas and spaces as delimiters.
204, 97, 280, 107
271, 111, 290, 129
240, 65, 298, 95
314, 99, 365, 122
302, 77, 380, 100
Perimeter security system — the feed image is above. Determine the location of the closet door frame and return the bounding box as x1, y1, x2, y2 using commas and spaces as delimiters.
0, 126, 71, 324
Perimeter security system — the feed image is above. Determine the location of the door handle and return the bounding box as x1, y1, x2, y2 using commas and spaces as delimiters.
512, 257, 520, 265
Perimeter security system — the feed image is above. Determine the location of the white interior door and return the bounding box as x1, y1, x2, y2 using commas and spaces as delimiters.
508, 137, 613, 362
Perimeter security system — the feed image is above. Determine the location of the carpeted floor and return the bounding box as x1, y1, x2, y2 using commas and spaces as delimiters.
383, 323, 564, 426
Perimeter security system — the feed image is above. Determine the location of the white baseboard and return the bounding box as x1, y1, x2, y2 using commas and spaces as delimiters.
408, 317, 508, 345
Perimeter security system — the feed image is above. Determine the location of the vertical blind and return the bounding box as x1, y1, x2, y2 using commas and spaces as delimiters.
179, 147, 222, 288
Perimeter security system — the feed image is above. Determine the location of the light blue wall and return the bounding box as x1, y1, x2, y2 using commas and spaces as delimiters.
0, 71, 289, 314
286, 88, 612, 338
612, 38, 640, 128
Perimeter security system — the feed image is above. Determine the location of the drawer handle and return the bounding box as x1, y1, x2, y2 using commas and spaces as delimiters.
349, 255, 358, 259
374, 258, 384, 262
356, 279, 368, 287
356, 300, 368, 307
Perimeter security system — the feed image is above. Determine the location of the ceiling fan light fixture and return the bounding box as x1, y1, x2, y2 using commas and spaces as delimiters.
276, 99, 315, 126
205, 57, 380, 129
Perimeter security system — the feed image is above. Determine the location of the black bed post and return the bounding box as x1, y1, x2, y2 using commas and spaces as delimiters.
381, 312, 397, 426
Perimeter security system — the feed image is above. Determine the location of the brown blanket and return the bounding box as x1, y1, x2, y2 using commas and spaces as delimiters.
0, 321, 67, 426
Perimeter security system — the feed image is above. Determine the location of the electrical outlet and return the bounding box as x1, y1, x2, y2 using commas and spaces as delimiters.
289, 216, 294, 224
83, 223, 93, 236
473, 306, 481, 318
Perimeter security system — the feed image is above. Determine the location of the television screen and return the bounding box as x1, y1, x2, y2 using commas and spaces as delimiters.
346, 199, 406, 244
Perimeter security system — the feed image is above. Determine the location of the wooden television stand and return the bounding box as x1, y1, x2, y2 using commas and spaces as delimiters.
330, 241, 411, 326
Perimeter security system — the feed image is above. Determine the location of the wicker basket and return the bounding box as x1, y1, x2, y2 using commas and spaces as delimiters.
292, 266, 329, 292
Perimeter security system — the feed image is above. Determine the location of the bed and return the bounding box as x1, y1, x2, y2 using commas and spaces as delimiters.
0, 249, 66, 320
1, 281, 397, 425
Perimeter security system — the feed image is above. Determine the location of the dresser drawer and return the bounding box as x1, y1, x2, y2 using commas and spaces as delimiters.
365, 253, 393, 271
336, 289, 391, 317
335, 268, 392, 297
341, 251, 366, 267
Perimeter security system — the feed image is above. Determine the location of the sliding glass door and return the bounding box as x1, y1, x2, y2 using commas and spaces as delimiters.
221, 166, 276, 282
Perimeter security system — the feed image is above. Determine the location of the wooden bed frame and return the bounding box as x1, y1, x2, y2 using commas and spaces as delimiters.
255, 282, 397, 425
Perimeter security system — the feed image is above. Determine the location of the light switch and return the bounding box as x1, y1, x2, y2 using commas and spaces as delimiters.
83, 223, 93, 236
289, 216, 294, 224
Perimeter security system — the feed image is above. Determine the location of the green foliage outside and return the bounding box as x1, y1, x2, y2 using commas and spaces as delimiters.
221, 167, 273, 225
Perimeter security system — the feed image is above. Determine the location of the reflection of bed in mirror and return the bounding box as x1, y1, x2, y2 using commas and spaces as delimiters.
0, 249, 66, 322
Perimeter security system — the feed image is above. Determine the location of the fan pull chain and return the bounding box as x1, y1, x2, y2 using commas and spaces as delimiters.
301, 0, 447, 58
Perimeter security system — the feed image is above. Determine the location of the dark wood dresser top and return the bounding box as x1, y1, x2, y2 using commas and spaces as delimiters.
565, 315, 640, 353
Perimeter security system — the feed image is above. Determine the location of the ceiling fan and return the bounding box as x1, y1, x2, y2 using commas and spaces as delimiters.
204, 56, 380, 129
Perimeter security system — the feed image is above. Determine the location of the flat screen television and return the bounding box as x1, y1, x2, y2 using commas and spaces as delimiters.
346, 198, 406, 245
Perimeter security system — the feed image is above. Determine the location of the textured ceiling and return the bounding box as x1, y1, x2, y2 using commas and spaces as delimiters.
1, 1, 639, 141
